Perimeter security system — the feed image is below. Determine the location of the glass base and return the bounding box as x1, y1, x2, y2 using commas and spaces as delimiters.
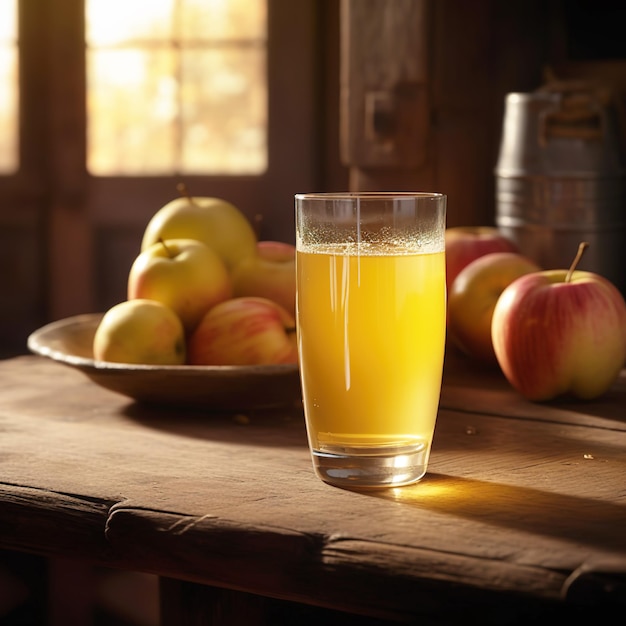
311, 443, 430, 489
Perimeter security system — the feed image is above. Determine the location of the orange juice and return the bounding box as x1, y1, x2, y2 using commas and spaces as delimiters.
297, 244, 446, 457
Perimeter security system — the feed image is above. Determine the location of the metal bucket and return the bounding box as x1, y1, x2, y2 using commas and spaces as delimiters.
495, 84, 626, 296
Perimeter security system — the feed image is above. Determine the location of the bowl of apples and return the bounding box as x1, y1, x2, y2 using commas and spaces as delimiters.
28, 188, 301, 411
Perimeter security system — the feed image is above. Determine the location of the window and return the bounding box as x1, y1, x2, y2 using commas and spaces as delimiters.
0, 0, 17, 173
0, 0, 325, 343
86, 0, 267, 176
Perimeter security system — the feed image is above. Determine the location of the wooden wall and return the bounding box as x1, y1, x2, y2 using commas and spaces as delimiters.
340, 0, 557, 227
339, 0, 626, 296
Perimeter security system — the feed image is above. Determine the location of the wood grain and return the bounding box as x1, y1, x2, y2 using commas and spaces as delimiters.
1, 355, 625, 623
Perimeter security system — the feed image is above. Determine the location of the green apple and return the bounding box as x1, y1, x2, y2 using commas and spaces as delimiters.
231, 241, 296, 317
188, 296, 298, 366
447, 251, 541, 364
141, 189, 257, 271
128, 238, 232, 334
93, 299, 186, 365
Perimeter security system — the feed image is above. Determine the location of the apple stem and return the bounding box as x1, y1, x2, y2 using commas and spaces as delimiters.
159, 237, 174, 259
176, 182, 198, 207
565, 241, 589, 283
254, 213, 263, 239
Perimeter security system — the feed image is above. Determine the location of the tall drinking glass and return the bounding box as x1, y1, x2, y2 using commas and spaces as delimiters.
295, 192, 447, 489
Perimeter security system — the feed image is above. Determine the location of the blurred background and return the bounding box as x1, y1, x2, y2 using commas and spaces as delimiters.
1, 0, 625, 357
1, 1, 625, 623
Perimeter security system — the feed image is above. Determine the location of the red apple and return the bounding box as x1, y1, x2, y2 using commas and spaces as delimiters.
491, 243, 626, 401
448, 252, 541, 364
445, 226, 519, 292
188, 296, 298, 366
231, 241, 296, 317
128, 238, 232, 334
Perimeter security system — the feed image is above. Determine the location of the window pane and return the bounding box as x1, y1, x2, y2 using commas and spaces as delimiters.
87, 0, 176, 44
86, 0, 267, 176
0, 0, 18, 174
88, 49, 177, 174
181, 48, 266, 174
180, 0, 266, 40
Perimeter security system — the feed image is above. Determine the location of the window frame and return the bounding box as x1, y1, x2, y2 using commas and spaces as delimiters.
3, 0, 330, 323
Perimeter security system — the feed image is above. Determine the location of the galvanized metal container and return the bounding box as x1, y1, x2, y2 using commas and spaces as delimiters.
495, 84, 626, 295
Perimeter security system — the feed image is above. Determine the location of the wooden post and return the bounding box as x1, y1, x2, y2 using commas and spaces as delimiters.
340, 0, 434, 191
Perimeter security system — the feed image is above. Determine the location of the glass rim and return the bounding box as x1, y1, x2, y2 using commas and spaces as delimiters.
295, 191, 446, 201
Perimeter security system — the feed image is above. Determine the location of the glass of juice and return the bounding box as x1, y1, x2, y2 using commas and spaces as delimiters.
295, 192, 447, 489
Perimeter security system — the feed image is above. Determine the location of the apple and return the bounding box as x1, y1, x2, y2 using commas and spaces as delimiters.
93, 299, 186, 365
188, 296, 298, 366
448, 252, 541, 364
491, 242, 626, 401
230, 241, 296, 317
445, 226, 519, 292
141, 184, 258, 271
128, 238, 232, 334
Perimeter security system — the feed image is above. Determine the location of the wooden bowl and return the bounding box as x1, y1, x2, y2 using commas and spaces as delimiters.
27, 314, 302, 411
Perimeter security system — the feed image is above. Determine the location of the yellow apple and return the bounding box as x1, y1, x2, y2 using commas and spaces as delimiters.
93, 299, 186, 365
128, 238, 232, 334
188, 296, 298, 366
140, 189, 257, 271
231, 241, 296, 317
447, 251, 541, 364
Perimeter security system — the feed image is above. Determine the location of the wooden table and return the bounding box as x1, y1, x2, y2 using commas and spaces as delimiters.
1, 353, 625, 625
